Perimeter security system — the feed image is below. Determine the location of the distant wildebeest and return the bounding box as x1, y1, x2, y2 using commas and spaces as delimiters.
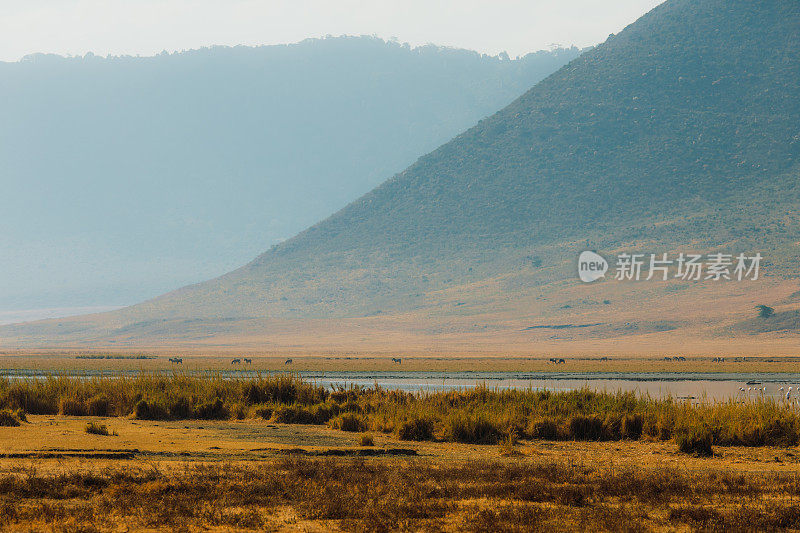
391, 357, 402, 364
231, 358, 241, 365
285, 359, 293, 365
549, 358, 565, 364
558, 358, 566, 364
243, 358, 252, 364
168, 357, 183, 364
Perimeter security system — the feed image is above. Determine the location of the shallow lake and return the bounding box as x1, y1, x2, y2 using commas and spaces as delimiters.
297, 371, 800, 401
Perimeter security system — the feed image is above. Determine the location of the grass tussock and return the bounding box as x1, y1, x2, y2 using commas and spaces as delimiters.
2, 374, 800, 451
0, 409, 21, 427
84, 421, 116, 436
398, 417, 435, 441
676, 425, 714, 456
448, 414, 502, 444
329, 413, 367, 432
2, 459, 800, 531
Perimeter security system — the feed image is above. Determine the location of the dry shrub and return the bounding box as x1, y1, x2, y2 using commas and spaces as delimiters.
568, 415, 605, 441
499, 432, 524, 457
194, 398, 228, 420
87, 396, 110, 417
0, 409, 20, 427
398, 417, 435, 441
330, 413, 366, 432
359, 433, 375, 446
60, 397, 87, 416
272, 403, 336, 425
622, 414, 643, 440
134, 400, 169, 420
449, 414, 502, 444
676, 426, 714, 457
527, 417, 562, 440
253, 405, 273, 419
84, 421, 112, 436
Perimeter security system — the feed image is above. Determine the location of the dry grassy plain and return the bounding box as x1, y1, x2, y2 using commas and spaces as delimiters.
2, 416, 800, 531
2, 352, 800, 375
2, 274, 798, 356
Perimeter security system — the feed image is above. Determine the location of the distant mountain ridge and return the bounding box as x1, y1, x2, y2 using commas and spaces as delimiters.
0, 37, 581, 312
3, 0, 800, 348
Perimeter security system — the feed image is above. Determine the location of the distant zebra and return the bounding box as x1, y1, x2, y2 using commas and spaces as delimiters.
391, 357, 402, 364
168, 357, 183, 364
231, 358, 241, 365
243, 358, 252, 364
285, 358, 293, 365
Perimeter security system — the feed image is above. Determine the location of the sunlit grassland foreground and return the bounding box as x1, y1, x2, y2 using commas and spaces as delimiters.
3, 459, 800, 531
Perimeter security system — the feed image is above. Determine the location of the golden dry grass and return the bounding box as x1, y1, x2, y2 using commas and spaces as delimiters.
2, 413, 800, 531
2, 457, 800, 531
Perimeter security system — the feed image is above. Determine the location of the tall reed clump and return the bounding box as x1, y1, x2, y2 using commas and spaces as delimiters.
0, 372, 328, 421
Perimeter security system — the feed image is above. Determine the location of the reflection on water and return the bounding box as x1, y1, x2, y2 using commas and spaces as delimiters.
4, 369, 800, 401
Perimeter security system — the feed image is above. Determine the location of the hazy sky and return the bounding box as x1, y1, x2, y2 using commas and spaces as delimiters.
1, 0, 665, 62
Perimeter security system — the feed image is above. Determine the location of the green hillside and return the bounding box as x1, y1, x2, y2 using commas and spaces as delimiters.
3, 0, 800, 344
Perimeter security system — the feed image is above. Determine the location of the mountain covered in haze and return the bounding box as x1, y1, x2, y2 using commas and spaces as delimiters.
3, 0, 800, 347
0, 37, 581, 314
